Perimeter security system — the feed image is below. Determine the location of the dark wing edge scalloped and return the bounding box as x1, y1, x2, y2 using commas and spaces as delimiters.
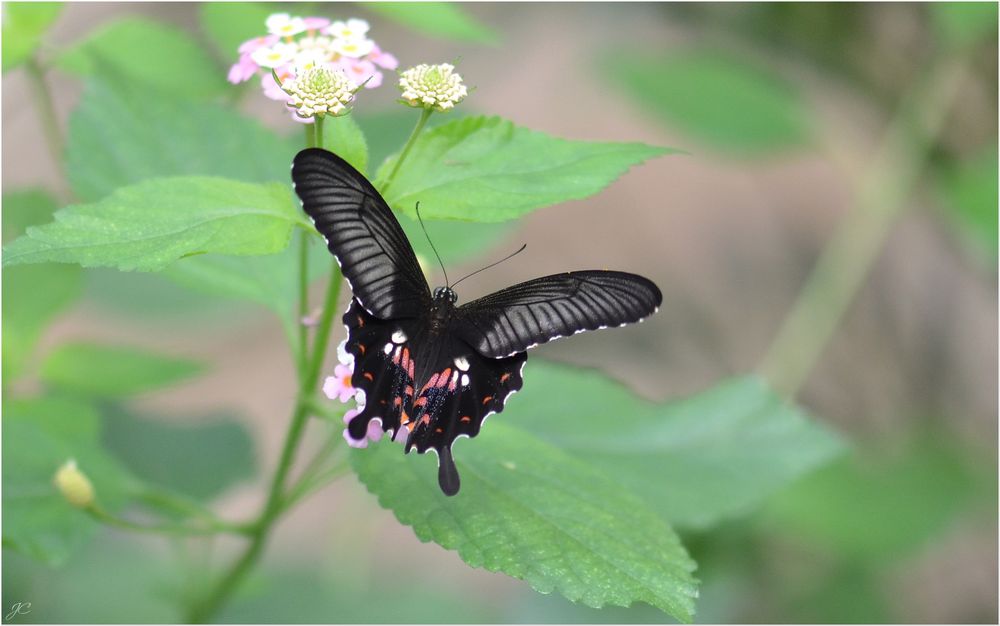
291, 148, 430, 319
455, 270, 662, 358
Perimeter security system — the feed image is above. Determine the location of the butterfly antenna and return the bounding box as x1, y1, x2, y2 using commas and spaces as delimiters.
415, 202, 449, 287
450, 243, 528, 289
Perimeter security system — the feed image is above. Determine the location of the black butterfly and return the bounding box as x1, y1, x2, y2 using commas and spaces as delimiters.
292, 148, 662, 496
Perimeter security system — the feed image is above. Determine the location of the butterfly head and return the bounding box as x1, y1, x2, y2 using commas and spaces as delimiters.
433, 286, 458, 304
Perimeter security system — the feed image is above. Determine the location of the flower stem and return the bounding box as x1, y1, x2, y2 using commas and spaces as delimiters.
758, 51, 971, 398
297, 230, 309, 376
380, 108, 432, 195
314, 116, 326, 150
185, 264, 342, 623
87, 505, 252, 537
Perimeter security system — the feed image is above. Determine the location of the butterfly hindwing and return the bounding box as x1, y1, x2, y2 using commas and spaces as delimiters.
292, 148, 430, 319
455, 270, 662, 358
402, 347, 527, 495
342, 299, 417, 442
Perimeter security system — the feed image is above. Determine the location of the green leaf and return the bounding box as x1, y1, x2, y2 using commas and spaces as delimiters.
102, 405, 255, 501
320, 114, 368, 175
67, 76, 296, 202
761, 432, 988, 561
377, 116, 672, 221
55, 18, 227, 98
506, 365, 845, 528
352, 423, 699, 621
364, 2, 497, 44
3, 188, 59, 243
199, 2, 275, 59
3, 397, 132, 565
1, 2, 62, 72
606, 51, 812, 154
40, 343, 204, 397
2, 177, 304, 272
2, 263, 82, 381
937, 147, 998, 257
162, 240, 333, 340
930, 2, 998, 49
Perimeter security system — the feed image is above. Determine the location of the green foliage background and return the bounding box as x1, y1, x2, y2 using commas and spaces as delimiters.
2, 2, 996, 624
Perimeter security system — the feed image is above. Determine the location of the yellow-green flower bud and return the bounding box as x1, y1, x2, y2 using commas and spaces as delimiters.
53, 459, 94, 508
399, 63, 468, 112
282, 66, 358, 119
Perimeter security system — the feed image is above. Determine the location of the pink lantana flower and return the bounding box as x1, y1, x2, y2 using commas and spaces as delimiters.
323, 363, 357, 403
340, 58, 381, 89
226, 12, 396, 119
228, 55, 258, 84
303, 16, 331, 32
342, 407, 384, 448
368, 44, 399, 70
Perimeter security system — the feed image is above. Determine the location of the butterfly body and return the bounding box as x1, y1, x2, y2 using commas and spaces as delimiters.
292, 148, 661, 496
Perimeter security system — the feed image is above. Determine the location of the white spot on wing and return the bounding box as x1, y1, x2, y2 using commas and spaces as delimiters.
383, 343, 393, 355
391, 329, 407, 344
454, 356, 470, 371
461, 374, 470, 387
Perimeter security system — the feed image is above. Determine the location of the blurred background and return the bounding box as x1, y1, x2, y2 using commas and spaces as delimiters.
2, 2, 997, 623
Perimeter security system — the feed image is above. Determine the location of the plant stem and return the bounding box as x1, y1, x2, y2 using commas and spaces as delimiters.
380, 108, 432, 195
758, 51, 971, 398
297, 230, 309, 376
25, 55, 69, 201
88, 505, 252, 537
315, 115, 326, 150
185, 265, 342, 623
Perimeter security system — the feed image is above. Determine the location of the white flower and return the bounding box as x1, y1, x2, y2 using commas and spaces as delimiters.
250, 42, 298, 69
331, 37, 375, 59
294, 48, 332, 73
282, 65, 359, 118
399, 63, 469, 112
266, 13, 307, 38
325, 18, 370, 40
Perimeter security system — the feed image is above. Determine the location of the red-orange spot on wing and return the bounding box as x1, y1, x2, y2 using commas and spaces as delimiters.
500, 373, 511, 383
358, 344, 366, 355
420, 415, 431, 425
460, 416, 472, 423
482, 395, 493, 405
363, 372, 374, 381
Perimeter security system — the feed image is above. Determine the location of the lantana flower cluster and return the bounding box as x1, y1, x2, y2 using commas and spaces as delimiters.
324, 341, 395, 448
228, 13, 397, 122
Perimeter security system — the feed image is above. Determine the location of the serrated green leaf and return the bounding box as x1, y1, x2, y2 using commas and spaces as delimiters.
320, 114, 369, 175
102, 405, 255, 501
3, 397, 132, 565
606, 51, 812, 154
3, 188, 59, 243
930, 2, 998, 49
2, 177, 304, 272
199, 2, 275, 60
937, 146, 998, 257
357, 110, 515, 266
377, 115, 672, 221
506, 364, 844, 528
364, 2, 497, 43
2, 263, 82, 381
55, 18, 226, 98
352, 422, 699, 621
67, 76, 297, 202
1, 2, 62, 72
40, 343, 204, 397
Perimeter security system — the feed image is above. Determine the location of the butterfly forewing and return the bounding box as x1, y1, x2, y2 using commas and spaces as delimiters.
455, 270, 663, 358
292, 148, 430, 318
